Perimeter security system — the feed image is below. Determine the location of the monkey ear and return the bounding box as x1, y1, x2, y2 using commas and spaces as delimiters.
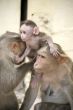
10, 42, 18, 49
33, 26, 40, 35
8, 42, 19, 54
57, 56, 68, 64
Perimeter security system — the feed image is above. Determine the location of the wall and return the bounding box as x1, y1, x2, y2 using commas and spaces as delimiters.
0, 0, 20, 35
27, 0, 73, 60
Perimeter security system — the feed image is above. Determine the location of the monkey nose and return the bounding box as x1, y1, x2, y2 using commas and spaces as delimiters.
34, 63, 37, 68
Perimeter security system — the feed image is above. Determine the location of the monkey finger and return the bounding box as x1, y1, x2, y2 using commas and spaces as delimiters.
58, 53, 68, 58
56, 51, 68, 58
52, 51, 60, 57
53, 53, 59, 57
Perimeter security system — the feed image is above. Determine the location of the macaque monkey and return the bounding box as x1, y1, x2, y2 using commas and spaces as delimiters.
20, 44, 73, 110
15, 20, 60, 63
0, 31, 34, 110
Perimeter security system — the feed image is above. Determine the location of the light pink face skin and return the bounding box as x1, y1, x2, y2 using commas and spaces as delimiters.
20, 24, 34, 42
34, 53, 48, 73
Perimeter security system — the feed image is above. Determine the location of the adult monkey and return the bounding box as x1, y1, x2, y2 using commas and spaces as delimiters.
20, 44, 73, 110
0, 31, 34, 110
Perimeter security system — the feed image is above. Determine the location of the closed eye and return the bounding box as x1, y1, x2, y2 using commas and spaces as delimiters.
38, 54, 46, 58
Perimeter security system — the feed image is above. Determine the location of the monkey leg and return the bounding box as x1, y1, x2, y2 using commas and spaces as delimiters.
34, 102, 71, 110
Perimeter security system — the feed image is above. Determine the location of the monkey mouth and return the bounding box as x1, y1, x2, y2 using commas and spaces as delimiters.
34, 67, 41, 73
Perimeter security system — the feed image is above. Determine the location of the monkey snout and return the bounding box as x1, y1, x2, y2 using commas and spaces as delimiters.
34, 63, 38, 69
34, 63, 41, 73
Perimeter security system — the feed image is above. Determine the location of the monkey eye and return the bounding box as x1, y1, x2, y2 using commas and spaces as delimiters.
23, 31, 26, 34
38, 54, 46, 58
20, 31, 26, 34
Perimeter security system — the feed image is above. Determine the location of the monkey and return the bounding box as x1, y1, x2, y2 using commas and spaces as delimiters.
20, 44, 73, 110
15, 20, 60, 64
0, 31, 34, 110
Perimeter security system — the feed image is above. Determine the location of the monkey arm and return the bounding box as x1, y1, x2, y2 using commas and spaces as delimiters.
60, 75, 73, 110
20, 73, 41, 110
40, 35, 54, 47
62, 84, 73, 110
46, 36, 60, 56
43, 91, 69, 104
40, 35, 59, 56
19, 46, 31, 60
14, 46, 31, 64
22, 46, 31, 58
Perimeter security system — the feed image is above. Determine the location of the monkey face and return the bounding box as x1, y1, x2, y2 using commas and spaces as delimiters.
34, 53, 49, 73
34, 46, 58, 74
20, 24, 33, 42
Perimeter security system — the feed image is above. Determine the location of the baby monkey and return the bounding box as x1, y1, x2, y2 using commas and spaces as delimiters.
15, 20, 59, 63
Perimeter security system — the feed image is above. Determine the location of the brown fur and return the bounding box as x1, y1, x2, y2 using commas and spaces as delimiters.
20, 44, 73, 110
33, 44, 73, 110
0, 31, 34, 110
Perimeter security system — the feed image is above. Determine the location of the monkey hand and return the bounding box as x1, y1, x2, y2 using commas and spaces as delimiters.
50, 46, 60, 57
14, 55, 24, 64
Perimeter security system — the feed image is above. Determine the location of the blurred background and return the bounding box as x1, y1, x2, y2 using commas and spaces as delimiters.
0, 0, 73, 109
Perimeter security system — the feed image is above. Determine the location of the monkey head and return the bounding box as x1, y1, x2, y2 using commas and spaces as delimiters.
0, 32, 26, 64
20, 20, 39, 42
8, 38, 26, 56
34, 46, 58, 74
